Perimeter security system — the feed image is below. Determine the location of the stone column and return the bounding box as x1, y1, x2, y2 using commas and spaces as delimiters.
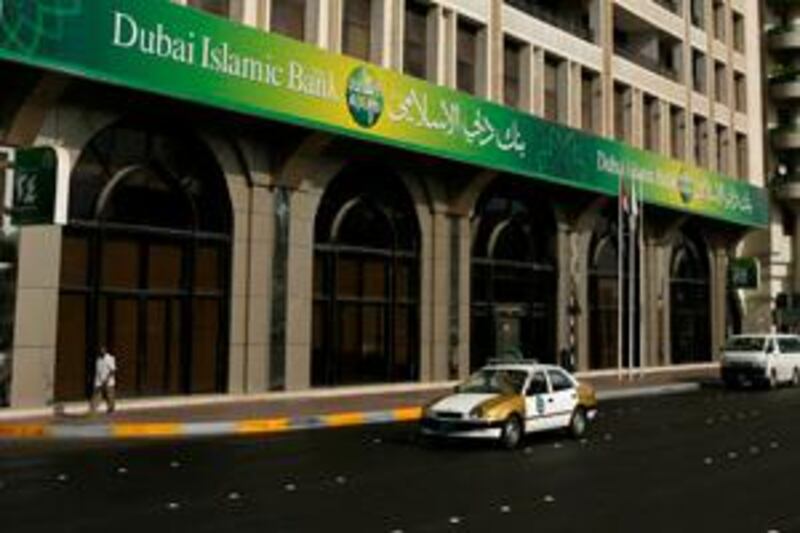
455, 215, 471, 380
281, 187, 318, 390
426, 210, 450, 381
10, 227, 62, 408
556, 222, 572, 361
710, 247, 728, 360
575, 228, 592, 372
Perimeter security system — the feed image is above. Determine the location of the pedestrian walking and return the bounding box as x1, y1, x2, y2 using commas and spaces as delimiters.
90, 346, 116, 414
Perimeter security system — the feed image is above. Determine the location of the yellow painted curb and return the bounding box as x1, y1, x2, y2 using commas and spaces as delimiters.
0, 424, 47, 438
325, 412, 366, 427
112, 423, 181, 438
236, 418, 290, 434
393, 407, 422, 421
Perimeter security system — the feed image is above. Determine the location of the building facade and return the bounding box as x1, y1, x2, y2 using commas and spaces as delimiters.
0, 0, 768, 408
765, 0, 800, 332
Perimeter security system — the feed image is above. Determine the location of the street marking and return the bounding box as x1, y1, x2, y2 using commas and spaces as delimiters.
112, 423, 181, 438
448, 516, 462, 525
166, 502, 180, 511
500, 505, 511, 513
236, 418, 290, 434
393, 407, 422, 422
0, 424, 46, 437
543, 495, 556, 503
325, 412, 365, 427
284, 483, 297, 492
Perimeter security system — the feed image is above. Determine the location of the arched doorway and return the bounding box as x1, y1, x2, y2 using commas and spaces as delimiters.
55, 122, 232, 401
587, 206, 637, 370
470, 180, 557, 369
312, 166, 420, 385
670, 232, 711, 364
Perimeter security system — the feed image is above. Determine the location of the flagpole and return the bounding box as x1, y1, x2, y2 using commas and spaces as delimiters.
617, 176, 623, 381
628, 179, 635, 381
638, 178, 646, 378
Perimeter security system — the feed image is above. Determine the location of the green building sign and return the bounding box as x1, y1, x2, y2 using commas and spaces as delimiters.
0, 0, 769, 227
728, 257, 760, 290
3, 146, 69, 226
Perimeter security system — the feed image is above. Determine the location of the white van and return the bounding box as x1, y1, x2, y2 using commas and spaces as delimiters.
720, 334, 800, 388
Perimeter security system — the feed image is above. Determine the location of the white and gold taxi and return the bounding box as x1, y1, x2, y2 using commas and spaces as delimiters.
420, 361, 598, 448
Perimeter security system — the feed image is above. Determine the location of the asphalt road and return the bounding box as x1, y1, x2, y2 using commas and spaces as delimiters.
1, 386, 799, 533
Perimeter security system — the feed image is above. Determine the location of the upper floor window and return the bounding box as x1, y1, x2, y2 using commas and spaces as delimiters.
733, 12, 745, 53
271, 0, 306, 41
457, 20, 479, 95
503, 38, 523, 109
404, 0, 429, 80
712, 0, 725, 41
188, 0, 230, 17
734, 72, 746, 113
691, 0, 704, 29
342, 0, 372, 61
581, 68, 601, 135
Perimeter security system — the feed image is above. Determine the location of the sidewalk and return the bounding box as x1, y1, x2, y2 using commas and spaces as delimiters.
0, 364, 718, 440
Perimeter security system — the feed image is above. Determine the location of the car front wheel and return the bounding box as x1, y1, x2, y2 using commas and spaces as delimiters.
568, 407, 587, 438
499, 415, 523, 449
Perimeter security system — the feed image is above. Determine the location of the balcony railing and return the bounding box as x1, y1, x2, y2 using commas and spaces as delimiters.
615, 44, 680, 82
505, 1, 594, 43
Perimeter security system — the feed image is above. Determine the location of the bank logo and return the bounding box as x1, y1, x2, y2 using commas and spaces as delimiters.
678, 173, 694, 204
0, 0, 82, 55
346, 66, 384, 129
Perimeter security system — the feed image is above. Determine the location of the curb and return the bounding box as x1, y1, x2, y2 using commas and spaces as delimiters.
0, 383, 703, 441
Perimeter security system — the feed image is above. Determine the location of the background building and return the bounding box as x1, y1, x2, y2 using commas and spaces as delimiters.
0, 0, 767, 408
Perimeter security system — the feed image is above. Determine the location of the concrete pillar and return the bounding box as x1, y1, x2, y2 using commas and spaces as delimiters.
328, 0, 343, 53
532, 47, 545, 117
427, 210, 449, 381
456, 215, 471, 380
575, 228, 592, 372
488, 0, 503, 103
10, 227, 62, 408
794, 215, 800, 292
599, 0, 614, 138
442, 9, 457, 89
429, 5, 446, 85
519, 44, 534, 114
242, 185, 274, 393
282, 187, 318, 390
556, 222, 572, 360
632, 88, 644, 149
642, 238, 660, 368
711, 247, 728, 360
659, 243, 672, 365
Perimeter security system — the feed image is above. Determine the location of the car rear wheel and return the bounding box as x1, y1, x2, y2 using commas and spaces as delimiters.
568, 407, 587, 438
499, 415, 523, 450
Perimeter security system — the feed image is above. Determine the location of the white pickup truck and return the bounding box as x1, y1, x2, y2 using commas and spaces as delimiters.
720, 334, 800, 389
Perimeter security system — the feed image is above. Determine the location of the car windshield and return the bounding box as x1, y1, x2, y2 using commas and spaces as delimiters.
458, 369, 528, 395
724, 337, 766, 352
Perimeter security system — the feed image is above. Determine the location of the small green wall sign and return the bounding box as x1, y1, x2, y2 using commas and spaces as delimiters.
729, 257, 760, 290
3, 146, 70, 226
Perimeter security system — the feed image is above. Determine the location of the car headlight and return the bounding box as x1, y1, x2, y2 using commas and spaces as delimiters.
468, 406, 483, 419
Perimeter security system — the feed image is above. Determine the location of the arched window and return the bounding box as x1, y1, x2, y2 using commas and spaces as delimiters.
587, 205, 639, 370
471, 179, 557, 369
670, 232, 710, 364
312, 166, 420, 385
55, 122, 232, 401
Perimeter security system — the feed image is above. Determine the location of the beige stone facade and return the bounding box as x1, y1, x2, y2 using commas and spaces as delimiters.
0, 0, 769, 409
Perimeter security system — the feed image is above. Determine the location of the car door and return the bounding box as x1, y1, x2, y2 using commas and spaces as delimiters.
523, 371, 555, 433
546, 369, 578, 429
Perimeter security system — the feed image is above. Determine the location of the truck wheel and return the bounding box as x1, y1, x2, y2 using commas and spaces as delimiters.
499, 415, 523, 449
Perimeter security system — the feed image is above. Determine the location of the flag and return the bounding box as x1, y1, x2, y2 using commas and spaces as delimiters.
619, 178, 629, 215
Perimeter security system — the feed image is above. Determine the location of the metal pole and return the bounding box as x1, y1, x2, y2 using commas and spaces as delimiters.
639, 179, 646, 378
628, 181, 635, 381
617, 177, 623, 381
